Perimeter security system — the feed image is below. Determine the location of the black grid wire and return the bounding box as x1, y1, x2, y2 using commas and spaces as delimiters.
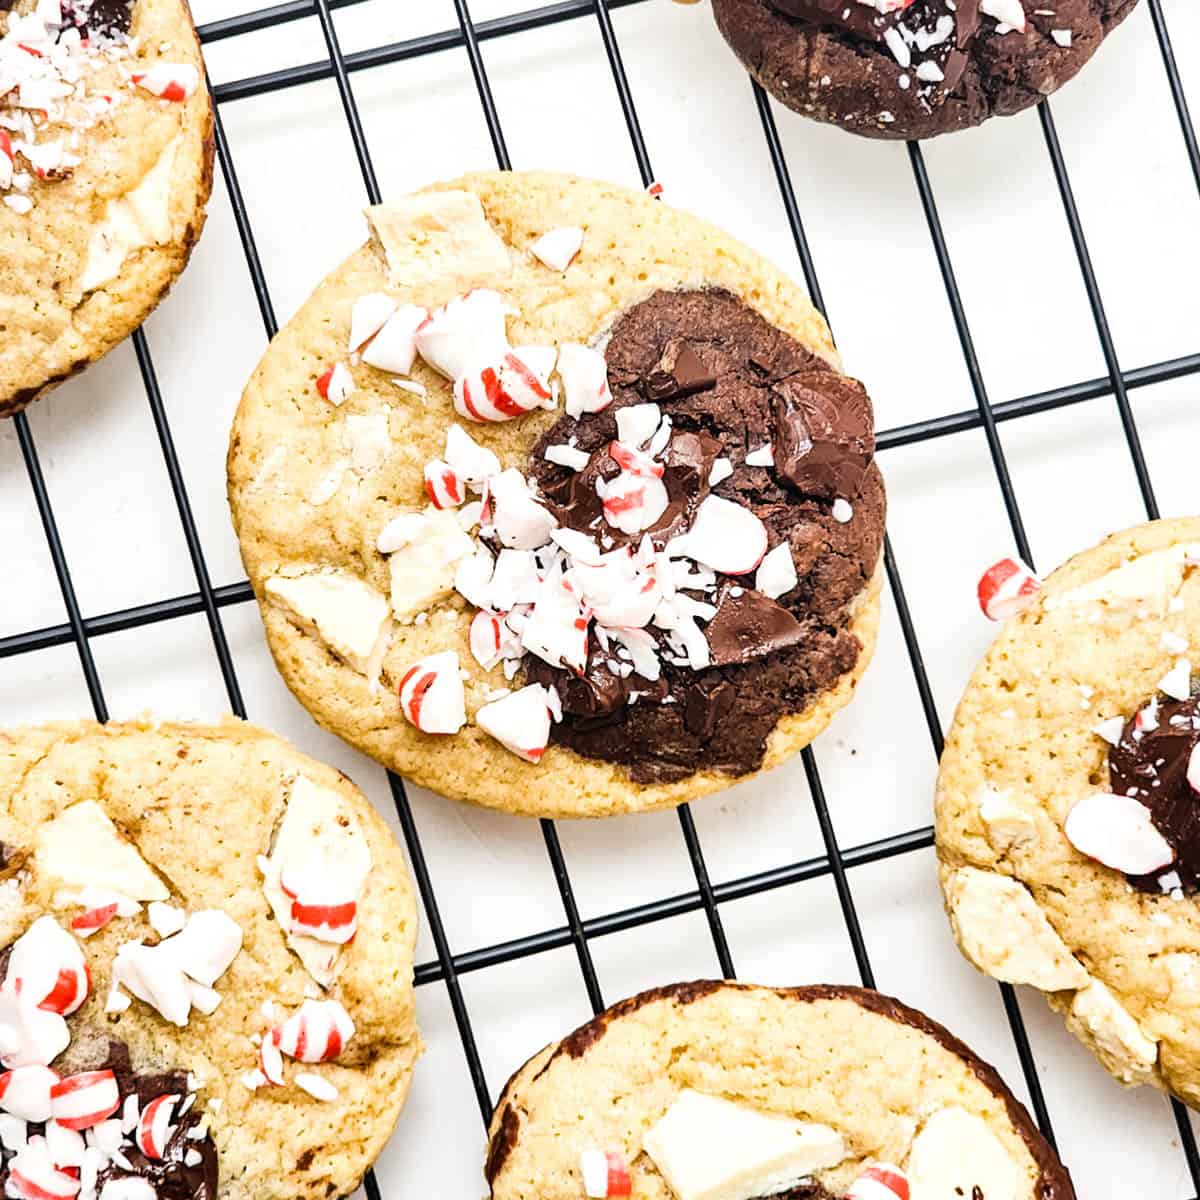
5, 0, 1200, 1190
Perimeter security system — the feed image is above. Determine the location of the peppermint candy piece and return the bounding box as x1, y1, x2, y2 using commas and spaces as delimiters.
490, 469, 558, 550
520, 571, 590, 673
293, 1073, 338, 1102
0, 1067, 59, 1123
557, 343, 612, 417
274, 1000, 355, 1064
980, 0, 1026, 29
168, 910, 243, 988
1188, 743, 1200, 794
135, 1094, 180, 1159
7, 1137, 81, 1200
469, 611, 521, 671
580, 1148, 632, 1197
529, 226, 584, 272
0, 132, 13, 192
361, 304, 427, 375
259, 1036, 284, 1087
69, 904, 118, 938
1064, 792, 1174, 876
755, 542, 798, 600
976, 557, 1041, 620
316, 362, 355, 406
597, 471, 669, 536
674, 495, 768, 575
278, 871, 358, 945
444, 424, 501, 486
476, 685, 555, 763
398, 651, 467, 735
347, 293, 397, 353
454, 350, 555, 423
424, 459, 465, 509
615, 403, 661, 450
49, 1072, 120, 1132
847, 1164, 910, 1200
6, 917, 89, 1016
43, 1121, 84, 1170
415, 289, 509, 380
132, 63, 199, 102
0, 992, 69, 1070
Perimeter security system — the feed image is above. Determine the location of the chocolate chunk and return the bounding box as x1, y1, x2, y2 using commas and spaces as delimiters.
772, 372, 874, 501
527, 288, 885, 784
703, 586, 807, 667
1109, 695, 1200, 891
641, 339, 716, 402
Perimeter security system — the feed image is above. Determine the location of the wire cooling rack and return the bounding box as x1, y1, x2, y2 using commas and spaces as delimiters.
2, 0, 1199, 1194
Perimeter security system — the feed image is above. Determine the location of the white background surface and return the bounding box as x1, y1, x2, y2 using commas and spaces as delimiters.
2, 0, 1200, 1194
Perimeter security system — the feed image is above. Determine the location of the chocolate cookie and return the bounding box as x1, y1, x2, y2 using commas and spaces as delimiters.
0, 0, 213, 416
227, 171, 885, 818
485, 981, 1074, 1200
0, 718, 421, 1200
937, 518, 1200, 1106
711, 0, 1138, 140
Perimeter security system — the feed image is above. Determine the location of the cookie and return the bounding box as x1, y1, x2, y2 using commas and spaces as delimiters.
227, 170, 886, 819
0, 0, 213, 417
0, 717, 421, 1200
484, 980, 1074, 1200
936, 518, 1200, 1105
711, 0, 1137, 140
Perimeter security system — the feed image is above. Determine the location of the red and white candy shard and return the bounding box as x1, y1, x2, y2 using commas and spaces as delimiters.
1064, 792, 1174, 876
755, 542, 797, 600
557, 344, 612, 418
615, 403, 661, 450
69, 904, 118, 938
423, 459, 465, 509
49, 1071, 120, 1132
167, 910, 244, 988
674, 495, 768, 575
445, 424, 501, 487
278, 871, 358, 946
977, 557, 1041, 620
259, 1035, 285, 1087
596, 471, 669, 536
847, 1163, 910, 1200
5, 917, 90, 1017
1158, 658, 1192, 701
316, 362, 355, 406
980, 0, 1026, 28
529, 226, 584, 272
44, 1120, 84, 1170
0, 990, 70, 1070
415, 289, 510, 380
135, 1094, 180, 1159
579, 1148, 632, 1198
0, 1066, 59, 1123
6, 1136, 81, 1200
519, 571, 590, 673
361, 303, 427, 375
347, 293, 397, 353
398, 650, 467, 735
571, 545, 661, 630
476, 685, 555, 762
469, 611, 521, 671
273, 1000, 355, 1064
489, 469, 558, 550
454, 349, 555, 423
610, 627, 661, 681
132, 62, 200, 101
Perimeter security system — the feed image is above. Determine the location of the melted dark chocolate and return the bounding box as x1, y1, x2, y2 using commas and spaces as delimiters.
527, 288, 885, 784
59, 0, 133, 38
1109, 694, 1200, 891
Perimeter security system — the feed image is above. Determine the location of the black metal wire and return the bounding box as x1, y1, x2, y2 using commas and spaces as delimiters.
5, 0, 1197, 1185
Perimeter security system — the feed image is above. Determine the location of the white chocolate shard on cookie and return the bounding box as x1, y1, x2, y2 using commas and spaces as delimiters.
36, 801, 168, 902
1066, 979, 1158, 1086
641, 1090, 845, 1200
976, 786, 1037, 853
905, 1106, 1022, 1200
259, 775, 372, 988
944, 867, 1088, 991
383, 507, 475, 621
1044, 543, 1196, 615
343, 411, 391, 474
78, 137, 181, 294
365, 190, 511, 290
264, 570, 392, 676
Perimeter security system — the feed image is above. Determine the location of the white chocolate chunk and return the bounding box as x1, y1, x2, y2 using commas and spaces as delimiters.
264, 570, 392, 676
385, 507, 475, 620
365, 190, 510, 289
259, 776, 371, 988
944, 867, 1088, 991
343, 412, 391, 474
905, 1107, 1022, 1200
79, 137, 180, 293
642, 1090, 845, 1200
977, 786, 1037, 853
1067, 979, 1158, 1085
36, 802, 168, 902
1045, 544, 1190, 615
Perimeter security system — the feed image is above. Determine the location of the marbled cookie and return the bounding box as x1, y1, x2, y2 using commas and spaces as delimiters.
484, 981, 1074, 1200
227, 170, 886, 818
711, 0, 1137, 140
937, 518, 1200, 1105
0, 718, 421, 1200
0, 0, 212, 416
